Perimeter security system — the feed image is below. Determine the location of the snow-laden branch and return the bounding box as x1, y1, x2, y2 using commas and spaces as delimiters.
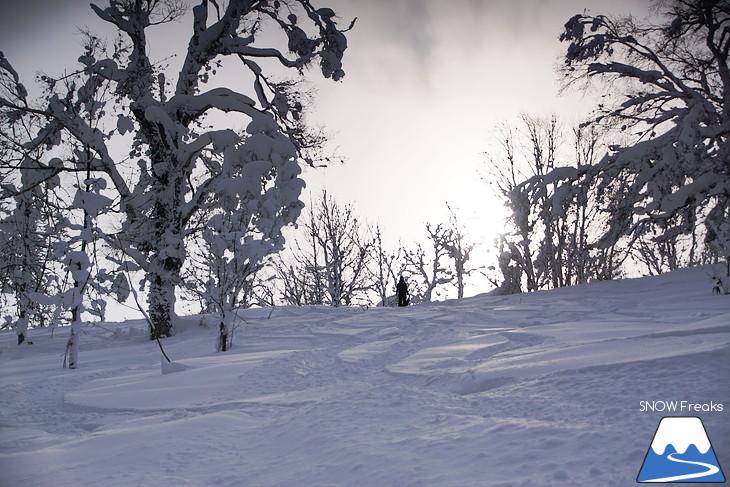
167, 87, 260, 122
176, 0, 251, 96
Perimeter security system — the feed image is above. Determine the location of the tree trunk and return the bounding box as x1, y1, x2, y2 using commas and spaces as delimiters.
144, 161, 184, 340
147, 272, 175, 339
64, 309, 81, 369
218, 321, 229, 352
16, 309, 28, 345
457, 267, 464, 299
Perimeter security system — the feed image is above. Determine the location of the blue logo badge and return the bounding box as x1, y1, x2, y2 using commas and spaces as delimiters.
637, 417, 725, 483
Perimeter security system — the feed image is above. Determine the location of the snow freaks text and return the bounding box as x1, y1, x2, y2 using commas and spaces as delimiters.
640, 401, 724, 413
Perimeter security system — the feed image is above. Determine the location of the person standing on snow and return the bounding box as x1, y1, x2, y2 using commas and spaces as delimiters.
396, 276, 409, 307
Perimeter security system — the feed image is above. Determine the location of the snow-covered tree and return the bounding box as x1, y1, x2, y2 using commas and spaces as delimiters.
3, 34, 131, 363
279, 190, 373, 306
491, 236, 523, 296
484, 115, 626, 292
0, 53, 66, 343
404, 223, 453, 303
443, 206, 481, 299
484, 116, 564, 292
484, 118, 542, 291
370, 225, 403, 306
275, 259, 311, 306
1, 0, 354, 339
183, 203, 274, 351
558, 0, 730, 265
566, 123, 624, 283
61, 172, 125, 368
0, 161, 60, 343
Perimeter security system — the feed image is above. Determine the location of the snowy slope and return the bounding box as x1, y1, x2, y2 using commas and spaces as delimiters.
1, 267, 729, 487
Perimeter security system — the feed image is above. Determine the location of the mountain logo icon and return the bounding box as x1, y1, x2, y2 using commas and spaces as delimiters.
637, 416, 726, 483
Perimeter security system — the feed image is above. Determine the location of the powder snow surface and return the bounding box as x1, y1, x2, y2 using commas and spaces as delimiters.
1, 267, 729, 486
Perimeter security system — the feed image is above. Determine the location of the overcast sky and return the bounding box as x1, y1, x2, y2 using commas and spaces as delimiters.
0, 0, 652, 297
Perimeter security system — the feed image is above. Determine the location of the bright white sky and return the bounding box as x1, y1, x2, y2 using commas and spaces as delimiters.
0, 0, 651, 298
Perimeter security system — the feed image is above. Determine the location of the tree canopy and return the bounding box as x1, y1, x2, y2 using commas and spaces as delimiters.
558, 0, 729, 260
1, 0, 354, 341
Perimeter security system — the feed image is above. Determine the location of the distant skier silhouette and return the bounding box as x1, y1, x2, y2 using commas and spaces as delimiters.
396, 276, 409, 307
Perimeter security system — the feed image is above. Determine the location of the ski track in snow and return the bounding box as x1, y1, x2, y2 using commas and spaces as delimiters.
1, 267, 729, 486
